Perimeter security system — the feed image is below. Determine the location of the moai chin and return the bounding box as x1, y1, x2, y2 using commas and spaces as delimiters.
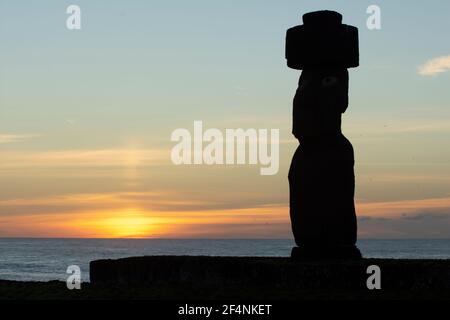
286, 11, 362, 259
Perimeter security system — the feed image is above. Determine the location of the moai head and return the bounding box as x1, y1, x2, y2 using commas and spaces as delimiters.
286, 11, 359, 138
286, 11, 359, 70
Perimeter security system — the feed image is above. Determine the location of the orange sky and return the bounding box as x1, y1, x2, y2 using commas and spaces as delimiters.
1, 184, 450, 238
1, 142, 450, 239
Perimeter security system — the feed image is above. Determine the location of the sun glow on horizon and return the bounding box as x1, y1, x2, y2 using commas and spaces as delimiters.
74, 209, 165, 238
1, 191, 450, 239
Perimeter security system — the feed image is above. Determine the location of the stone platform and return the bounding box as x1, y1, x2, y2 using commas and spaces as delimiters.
90, 256, 450, 292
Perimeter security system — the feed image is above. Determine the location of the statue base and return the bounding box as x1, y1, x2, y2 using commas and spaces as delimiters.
291, 245, 362, 260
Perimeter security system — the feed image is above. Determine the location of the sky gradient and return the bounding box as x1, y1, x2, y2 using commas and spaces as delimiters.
1, 0, 450, 239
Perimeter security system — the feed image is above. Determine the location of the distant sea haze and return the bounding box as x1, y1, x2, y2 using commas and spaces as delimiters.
0, 239, 449, 282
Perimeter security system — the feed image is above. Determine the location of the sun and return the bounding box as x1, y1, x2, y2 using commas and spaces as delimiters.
83, 209, 161, 238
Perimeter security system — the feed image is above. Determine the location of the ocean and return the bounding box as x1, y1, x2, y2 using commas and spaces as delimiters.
0, 238, 449, 282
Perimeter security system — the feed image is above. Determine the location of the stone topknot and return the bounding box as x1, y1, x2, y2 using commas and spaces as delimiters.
302, 10, 342, 27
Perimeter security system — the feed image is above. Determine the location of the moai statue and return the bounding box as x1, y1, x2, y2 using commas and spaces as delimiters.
285, 11, 362, 259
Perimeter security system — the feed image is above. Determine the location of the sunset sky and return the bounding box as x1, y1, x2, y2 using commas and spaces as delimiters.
1, 0, 450, 239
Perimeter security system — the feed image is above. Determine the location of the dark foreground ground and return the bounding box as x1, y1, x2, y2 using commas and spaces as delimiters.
1, 257, 450, 300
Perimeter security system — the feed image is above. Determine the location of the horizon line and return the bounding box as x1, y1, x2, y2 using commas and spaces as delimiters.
1, 237, 449, 241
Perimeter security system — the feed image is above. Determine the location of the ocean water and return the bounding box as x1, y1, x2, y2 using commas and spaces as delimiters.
0, 238, 449, 282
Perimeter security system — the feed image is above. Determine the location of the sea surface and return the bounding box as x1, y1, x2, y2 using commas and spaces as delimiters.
0, 238, 449, 282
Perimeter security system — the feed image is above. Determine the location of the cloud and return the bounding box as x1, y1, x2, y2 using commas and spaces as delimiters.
0, 148, 168, 168
0, 192, 289, 238
356, 196, 450, 218
0, 133, 39, 144
3, 190, 450, 238
357, 197, 450, 238
418, 55, 450, 76
0, 190, 287, 217
358, 210, 450, 239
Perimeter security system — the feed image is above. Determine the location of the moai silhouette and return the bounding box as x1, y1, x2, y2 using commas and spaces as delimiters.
285, 11, 362, 259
